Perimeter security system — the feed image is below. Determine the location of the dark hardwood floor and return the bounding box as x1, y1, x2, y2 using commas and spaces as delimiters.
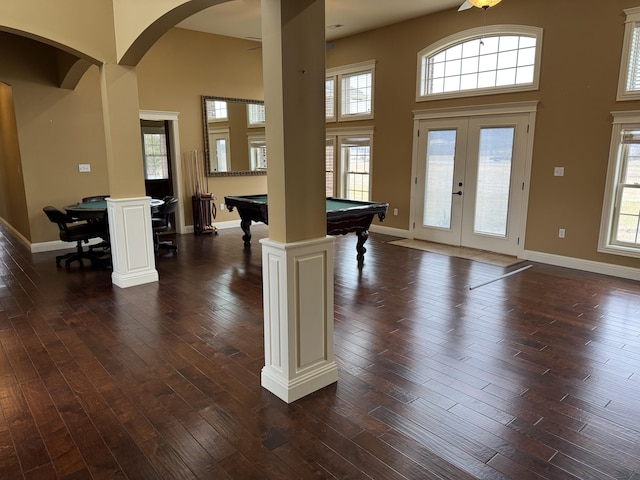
1, 221, 639, 479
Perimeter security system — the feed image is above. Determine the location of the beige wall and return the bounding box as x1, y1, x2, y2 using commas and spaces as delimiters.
134, 2, 640, 267
3, 0, 640, 271
0, 82, 28, 237
322, 0, 640, 267
0, 33, 109, 243
136, 28, 267, 224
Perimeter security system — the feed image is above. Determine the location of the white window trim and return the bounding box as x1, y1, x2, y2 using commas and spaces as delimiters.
617, 7, 640, 101
247, 103, 266, 127
247, 133, 267, 171
599, 110, 640, 258
327, 127, 374, 199
416, 25, 543, 102
326, 77, 336, 122
326, 60, 376, 122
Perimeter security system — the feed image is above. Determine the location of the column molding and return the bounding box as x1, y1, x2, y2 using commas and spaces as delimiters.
260, 236, 337, 402
107, 197, 158, 288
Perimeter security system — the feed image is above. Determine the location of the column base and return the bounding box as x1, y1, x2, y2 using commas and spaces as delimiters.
107, 197, 158, 288
260, 236, 337, 403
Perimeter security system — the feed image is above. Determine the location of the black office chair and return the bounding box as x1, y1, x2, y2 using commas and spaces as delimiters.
152, 197, 179, 253
43, 206, 109, 268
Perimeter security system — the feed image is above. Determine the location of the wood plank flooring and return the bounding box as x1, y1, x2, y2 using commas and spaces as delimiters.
0, 222, 639, 479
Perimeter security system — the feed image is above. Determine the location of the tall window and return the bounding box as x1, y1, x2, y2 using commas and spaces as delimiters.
326, 78, 336, 121
248, 135, 267, 171
417, 25, 543, 101
326, 129, 373, 200
142, 131, 169, 180
599, 111, 640, 258
207, 128, 230, 173
325, 137, 335, 196
617, 7, 640, 101
342, 136, 371, 200
326, 60, 375, 122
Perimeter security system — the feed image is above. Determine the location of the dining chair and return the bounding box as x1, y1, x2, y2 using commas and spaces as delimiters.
43, 206, 109, 268
152, 197, 179, 253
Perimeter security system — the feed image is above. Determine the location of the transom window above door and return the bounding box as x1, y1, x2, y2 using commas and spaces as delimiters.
417, 25, 543, 101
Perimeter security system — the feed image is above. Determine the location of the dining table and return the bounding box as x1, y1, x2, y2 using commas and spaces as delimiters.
64, 198, 166, 267
65, 198, 164, 220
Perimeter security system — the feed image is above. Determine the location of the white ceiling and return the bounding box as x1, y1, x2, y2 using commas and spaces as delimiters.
178, 0, 466, 42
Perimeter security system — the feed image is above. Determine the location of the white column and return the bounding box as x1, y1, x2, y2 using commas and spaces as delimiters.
107, 197, 158, 288
260, 236, 337, 403
260, 0, 334, 401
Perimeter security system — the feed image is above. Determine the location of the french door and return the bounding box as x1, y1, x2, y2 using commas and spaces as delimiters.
413, 112, 530, 256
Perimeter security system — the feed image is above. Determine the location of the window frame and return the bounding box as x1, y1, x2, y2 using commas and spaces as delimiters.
142, 128, 170, 180
326, 127, 374, 200
599, 110, 640, 258
205, 99, 229, 122
326, 60, 376, 122
617, 7, 640, 101
207, 127, 230, 173
247, 103, 266, 127
325, 77, 336, 122
416, 25, 543, 102
247, 133, 267, 171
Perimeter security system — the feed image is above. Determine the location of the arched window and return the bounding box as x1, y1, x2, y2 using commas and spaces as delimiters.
417, 25, 543, 101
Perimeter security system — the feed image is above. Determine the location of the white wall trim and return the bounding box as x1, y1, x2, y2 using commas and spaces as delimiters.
522, 250, 640, 281
212, 219, 242, 230
139, 110, 187, 234
0, 217, 32, 251
31, 238, 104, 254
370, 224, 410, 238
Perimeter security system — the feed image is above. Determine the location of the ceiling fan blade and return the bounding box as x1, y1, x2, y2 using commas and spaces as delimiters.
458, 0, 473, 11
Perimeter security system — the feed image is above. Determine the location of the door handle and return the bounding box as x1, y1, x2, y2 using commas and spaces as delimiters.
452, 191, 462, 196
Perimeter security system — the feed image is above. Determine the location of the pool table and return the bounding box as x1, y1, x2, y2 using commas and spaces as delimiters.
224, 194, 389, 262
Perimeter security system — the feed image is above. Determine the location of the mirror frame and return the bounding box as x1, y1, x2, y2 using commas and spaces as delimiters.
202, 95, 267, 177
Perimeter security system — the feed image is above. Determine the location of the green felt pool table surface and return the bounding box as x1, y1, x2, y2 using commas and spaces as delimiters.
224, 194, 389, 262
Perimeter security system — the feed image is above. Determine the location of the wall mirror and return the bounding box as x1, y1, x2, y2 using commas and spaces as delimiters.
202, 95, 267, 176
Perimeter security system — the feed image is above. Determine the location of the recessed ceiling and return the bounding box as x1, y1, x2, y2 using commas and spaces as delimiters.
177, 0, 465, 42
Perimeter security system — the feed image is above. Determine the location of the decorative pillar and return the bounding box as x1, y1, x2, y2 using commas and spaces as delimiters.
260, 0, 337, 402
260, 236, 336, 403
99, 63, 158, 287
107, 197, 158, 288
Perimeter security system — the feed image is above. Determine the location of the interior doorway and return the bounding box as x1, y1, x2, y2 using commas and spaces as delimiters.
411, 104, 536, 256
141, 119, 174, 200
139, 110, 186, 234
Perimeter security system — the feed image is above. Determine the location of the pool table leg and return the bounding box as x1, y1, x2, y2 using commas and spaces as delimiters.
356, 230, 369, 262
240, 218, 252, 246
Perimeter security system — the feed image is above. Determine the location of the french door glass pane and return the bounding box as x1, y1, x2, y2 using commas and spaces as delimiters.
215, 139, 228, 172
423, 130, 456, 228
474, 127, 514, 236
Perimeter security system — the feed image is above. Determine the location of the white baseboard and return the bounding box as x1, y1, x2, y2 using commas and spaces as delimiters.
0, 217, 31, 251
31, 237, 105, 254
212, 220, 242, 230
522, 250, 640, 281
370, 224, 411, 238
